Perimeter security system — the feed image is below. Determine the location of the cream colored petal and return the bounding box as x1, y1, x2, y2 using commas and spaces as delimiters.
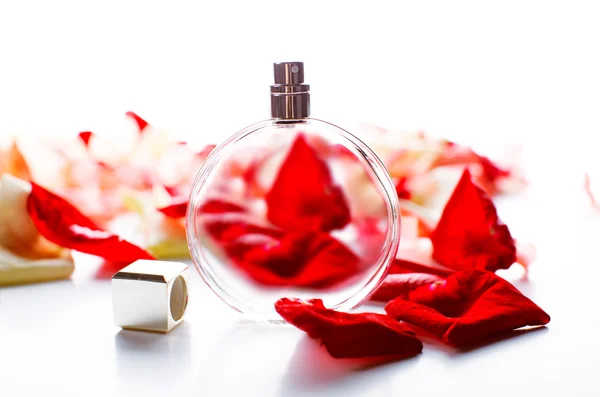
0, 174, 40, 252
0, 141, 31, 180
0, 247, 74, 286
0, 174, 68, 259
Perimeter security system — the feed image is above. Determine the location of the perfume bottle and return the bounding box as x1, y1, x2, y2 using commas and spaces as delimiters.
187, 62, 400, 320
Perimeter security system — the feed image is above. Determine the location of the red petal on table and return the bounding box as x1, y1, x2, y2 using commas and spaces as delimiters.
395, 177, 412, 200
226, 230, 360, 288
202, 212, 282, 244
371, 273, 443, 302
433, 142, 510, 181
430, 169, 517, 272
27, 182, 154, 263
196, 198, 361, 288
385, 270, 550, 347
199, 198, 245, 214
158, 199, 188, 219
78, 131, 93, 147
266, 134, 351, 232
471, 157, 514, 196
431, 141, 477, 168
160, 197, 246, 219
125, 111, 150, 134
432, 142, 513, 195
164, 185, 181, 197
275, 298, 423, 359
196, 144, 216, 160
479, 156, 511, 184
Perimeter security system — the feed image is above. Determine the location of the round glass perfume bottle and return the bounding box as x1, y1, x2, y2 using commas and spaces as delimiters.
187, 62, 400, 320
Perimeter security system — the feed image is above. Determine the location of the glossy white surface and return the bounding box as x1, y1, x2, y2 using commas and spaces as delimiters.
1, 177, 599, 396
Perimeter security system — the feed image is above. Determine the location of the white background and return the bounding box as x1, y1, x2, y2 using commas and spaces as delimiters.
1, 1, 600, 150
1, 1, 600, 396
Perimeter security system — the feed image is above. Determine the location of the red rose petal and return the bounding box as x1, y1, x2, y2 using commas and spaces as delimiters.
160, 197, 246, 219
78, 131, 93, 147
226, 230, 360, 288
158, 199, 188, 218
27, 182, 154, 263
202, 212, 282, 244
195, 190, 358, 288
433, 142, 510, 183
371, 273, 444, 302
432, 142, 513, 195
385, 270, 550, 347
395, 176, 412, 200
275, 298, 423, 359
164, 185, 181, 197
125, 111, 149, 134
430, 169, 517, 272
196, 144, 216, 160
265, 134, 351, 232
479, 155, 511, 184
199, 198, 245, 214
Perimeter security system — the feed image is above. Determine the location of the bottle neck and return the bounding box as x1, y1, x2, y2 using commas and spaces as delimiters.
270, 86, 310, 119
273, 118, 309, 125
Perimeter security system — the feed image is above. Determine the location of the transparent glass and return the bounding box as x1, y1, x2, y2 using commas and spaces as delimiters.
187, 118, 400, 320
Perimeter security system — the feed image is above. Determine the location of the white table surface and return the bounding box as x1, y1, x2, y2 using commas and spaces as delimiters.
1, 174, 599, 397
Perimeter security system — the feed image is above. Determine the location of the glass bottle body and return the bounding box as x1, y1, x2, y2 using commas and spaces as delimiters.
187, 118, 400, 320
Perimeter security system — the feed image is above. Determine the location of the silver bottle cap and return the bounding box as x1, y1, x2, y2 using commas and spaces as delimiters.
112, 260, 189, 333
270, 62, 310, 119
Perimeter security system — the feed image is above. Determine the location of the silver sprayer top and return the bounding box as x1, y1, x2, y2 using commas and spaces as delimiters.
270, 62, 310, 119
